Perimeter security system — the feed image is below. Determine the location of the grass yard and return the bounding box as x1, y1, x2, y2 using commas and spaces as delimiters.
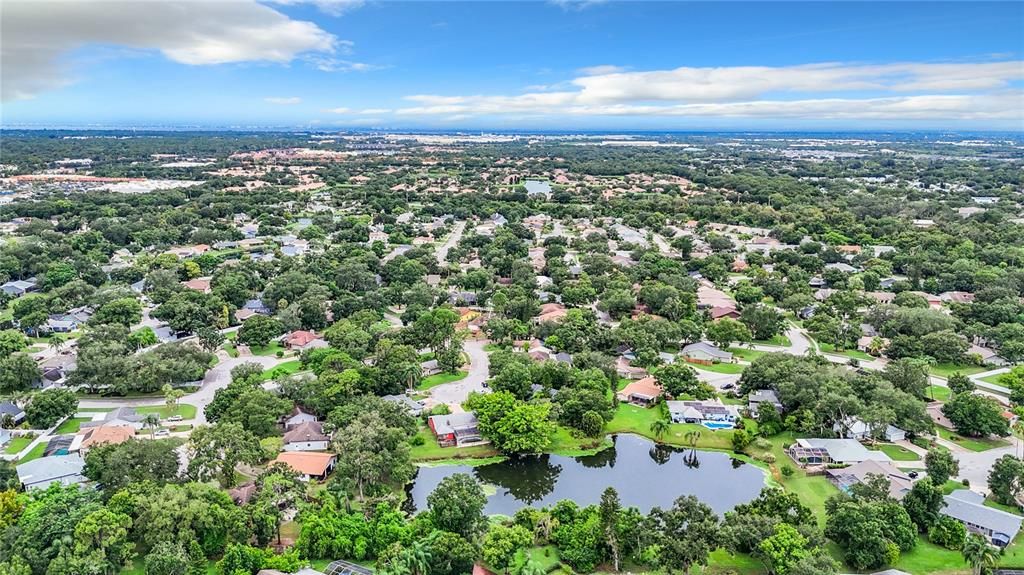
605, 404, 737, 451
818, 343, 875, 361
249, 341, 286, 356
873, 443, 921, 461
752, 335, 792, 347
929, 363, 988, 378
548, 426, 612, 457
926, 385, 952, 402
408, 426, 500, 462
985, 497, 1023, 515
19, 441, 48, 463
891, 537, 971, 575
3, 435, 34, 454
936, 426, 1011, 452
982, 372, 1010, 386
728, 347, 766, 362
259, 360, 303, 381
223, 342, 240, 358
690, 362, 746, 374
135, 403, 198, 420
417, 370, 468, 390
54, 417, 89, 434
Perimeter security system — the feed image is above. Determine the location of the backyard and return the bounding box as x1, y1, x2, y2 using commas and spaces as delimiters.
417, 370, 468, 390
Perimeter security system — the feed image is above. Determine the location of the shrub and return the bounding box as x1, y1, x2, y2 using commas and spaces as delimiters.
757, 453, 776, 464
781, 465, 795, 477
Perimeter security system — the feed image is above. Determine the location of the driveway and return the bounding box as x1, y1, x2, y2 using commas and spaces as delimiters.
429, 338, 490, 407
435, 220, 466, 265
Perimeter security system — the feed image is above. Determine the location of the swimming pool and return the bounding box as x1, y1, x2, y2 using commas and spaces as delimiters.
702, 421, 735, 430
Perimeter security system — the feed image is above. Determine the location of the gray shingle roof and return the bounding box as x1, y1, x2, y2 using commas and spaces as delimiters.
943, 490, 1023, 541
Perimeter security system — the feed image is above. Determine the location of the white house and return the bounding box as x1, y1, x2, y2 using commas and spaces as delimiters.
282, 422, 330, 452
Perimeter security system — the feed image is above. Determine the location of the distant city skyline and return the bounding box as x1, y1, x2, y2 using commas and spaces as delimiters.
2, 1, 1023, 130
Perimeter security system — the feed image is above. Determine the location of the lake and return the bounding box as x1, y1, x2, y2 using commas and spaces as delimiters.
523, 180, 552, 195
405, 434, 768, 516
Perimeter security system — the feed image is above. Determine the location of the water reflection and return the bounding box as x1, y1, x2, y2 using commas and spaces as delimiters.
404, 434, 765, 516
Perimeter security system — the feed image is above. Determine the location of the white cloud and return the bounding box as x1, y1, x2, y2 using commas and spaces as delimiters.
577, 65, 626, 76
392, 61, 1024, 123
305, 56, 384, 72
549, 0, 608, 11
265, 96, 303, 105
324, 107, 351, 114
359, 108, 392, 114
266, 0, 364, 16
1, 0, 338, 101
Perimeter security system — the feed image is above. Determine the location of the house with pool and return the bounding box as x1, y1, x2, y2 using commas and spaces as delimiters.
667, 400, 740, 429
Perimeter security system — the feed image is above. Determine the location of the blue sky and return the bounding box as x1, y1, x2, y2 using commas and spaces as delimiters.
2, 1, 1023, 130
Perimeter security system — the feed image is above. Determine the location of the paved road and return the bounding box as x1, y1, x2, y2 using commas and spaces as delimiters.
435, 220, 466, 265
748, 324, 817, 356
954, 441, 1019, 493
692, 367, 742, 391
651, 232, 674, 255
429, 339, 490, 408
78, 352, 291, 424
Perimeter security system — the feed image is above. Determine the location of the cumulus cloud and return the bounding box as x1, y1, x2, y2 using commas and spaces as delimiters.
393, 60, 1024, 122
324, 107, 351, 114
305, 56, 384, 72
265, 96, 303, 105
359, 108, 392, 114
1, 0, 338, 101
266, 0, 364, 16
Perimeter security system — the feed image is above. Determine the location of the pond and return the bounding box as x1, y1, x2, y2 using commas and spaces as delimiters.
404, 434, 768, 516
523, 180, 552, 195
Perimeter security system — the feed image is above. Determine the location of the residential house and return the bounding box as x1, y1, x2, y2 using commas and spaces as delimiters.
283, 330, 327, 351
1, 277, 38, 296
272, 451, 336, 481
748, 390, 784, 414
428, 413, 483, 448
968, 344, 1009, 367
382, 394, 425, 417
616, 377, 663, 406
680, 341, 733, 365
71, 425, 136, 453
615, 357, 648, 380
834, 417, 907, 442
0, 402, 26, 426
942, 489, 1022, 547
535, 303, 568, 323
229, 483, 258, 505
826, 459, 914, 500
825, 262, 858, 273
16, 454, 87, 490
787, 438, 892, 467
284, 407, 318, 430
421, 359, 443, 377
939, 291, 975, 304
709, 306, 741, 321
667, 400, 740, 424
282, 421, 330, 451
181, 277, 212, 293
80, 407, 146, 430
38, 354, 77, 387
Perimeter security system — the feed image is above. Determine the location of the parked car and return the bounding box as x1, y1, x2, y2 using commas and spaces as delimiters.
167, 415, 183, 422
155, 429, 170, 437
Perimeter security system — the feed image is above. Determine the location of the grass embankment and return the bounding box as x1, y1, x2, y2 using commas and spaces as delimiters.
929, 363, 988, 378
19, 441, 48, 463
936, 426, 1010, 452
873, 443, 922, 461
417, 370, 469, 390
728, 347, 765, 362
818, 343, 875, 361
691, 362, 746, 375
260, 360, 304, 381
926, 385, 952, 402
135, 403, 198, 420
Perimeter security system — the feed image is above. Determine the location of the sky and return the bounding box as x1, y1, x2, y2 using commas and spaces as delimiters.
1, 0, 1023, 131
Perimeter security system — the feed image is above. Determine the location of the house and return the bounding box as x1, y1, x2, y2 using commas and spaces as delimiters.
826, 459, 914, 500
912, 219, 935, 228
709, 306, 741, 321
968, 344, 1009, 367
421, 359, 443, 377
748, 390, 784, 414
382, 394, 424, 416
283, 330, 327, 351
1, 277, 38, 296
448, 291, 478, 305
181, 277, 212, 293
667, 400, 740, 424
229, 483, 258, 505
243, 299, 272, 315
939, 291, 975, 304
0, 402, 26, 426
616, 377, 663, 406
282, 421, 330, 452
536, 303, 568, 323
857, 336, 889, 354
16, 454, 87, 490
615, 357, 648, 380
72, 425, 136, 453
787, 438, 892, 467
427, 413, 483, 448
825, 262, 857, 273
38, 354, 77, 386
80, 406, 146, 430
680, 342, 733, 365
284, 407, 318, 430
272, 451, 336, 481
942, 489, 1023, 547
834, 417, 906, 442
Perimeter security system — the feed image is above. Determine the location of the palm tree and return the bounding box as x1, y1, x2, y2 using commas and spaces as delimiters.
962, 533, 999, 575
48, 334, 65, 353
143, 412, 160, 439
516, 560, 546, 575
650, 419, 669, 441
401, 540, 431, 575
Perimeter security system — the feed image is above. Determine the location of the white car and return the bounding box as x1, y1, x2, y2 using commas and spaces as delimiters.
166, 415, 183, 422
154, 429, 171, 437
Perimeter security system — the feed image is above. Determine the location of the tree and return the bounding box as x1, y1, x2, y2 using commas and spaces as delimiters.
884, 358, 930, 399
466, 392, 555, 454
925, 448, 959, 486
0, 354, 41, 394
943, 393, 1010, 438
71, 507, 134, 575
928, 516, 967, 550
947, 372, 975, 396
218, 388, 293, 438
333, 411, 414, 501
90, 297, 142, 327
740, 304, 785, 341
987, 454, 1024, 506
427, 473, 487, 538
758, 523, 809, 575
705, 318, 751, 349
24, 388, 78, 428
237, 315, 284, 348
650, 419, 669, 441
902, 478, 944, 532
492, 362, 534, 400
649, 495, 720, 574
195, 327, 225, 353
144, 542, 189, 575
252, 463, 306, 546
656, 363, 713, 399
599, 487, 623, 572
0, 330, 26, 359
825, 499, 916, 570
961, 533, 1000, 575
84, 439, 180, 493
482, 525, 532, 574
732, 429, 751, 453
187, 423, 263, 487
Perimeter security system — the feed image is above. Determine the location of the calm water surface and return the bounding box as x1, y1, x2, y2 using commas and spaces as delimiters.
405, 434, 767, 515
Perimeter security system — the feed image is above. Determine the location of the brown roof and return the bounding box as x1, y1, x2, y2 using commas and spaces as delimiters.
272, 451, 336, 476
79, 425, 136, 449
285, 330, 319, 347
616, 376, 663, 400
710, 305, 740, 319
182, 277, 211, 291
283, 421, 329, 444
229, 482, 257, 505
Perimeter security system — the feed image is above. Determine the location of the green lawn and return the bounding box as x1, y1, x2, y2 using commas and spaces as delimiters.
3, 435, 34, 454
752, 335, 792, 347
926, 385, 952, 402
249, 341, 286, 356
548, 426, 612, 456
936, 426, 1011, 452
408, 426, 500, 462
690, 362, 746, 374
818, 343, 874, 361
19, 441, 48, 463
54, 417, 89, 435
417, 370, 468, 390
259, 360, 303, 381
872, 443, 921, 461
982, 372, 1009, 385
891, 537, 970, 575
135, 403, 198, 420
929, 363, 988, 378
728, 347, 766, 362
605, 404, 737, 451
